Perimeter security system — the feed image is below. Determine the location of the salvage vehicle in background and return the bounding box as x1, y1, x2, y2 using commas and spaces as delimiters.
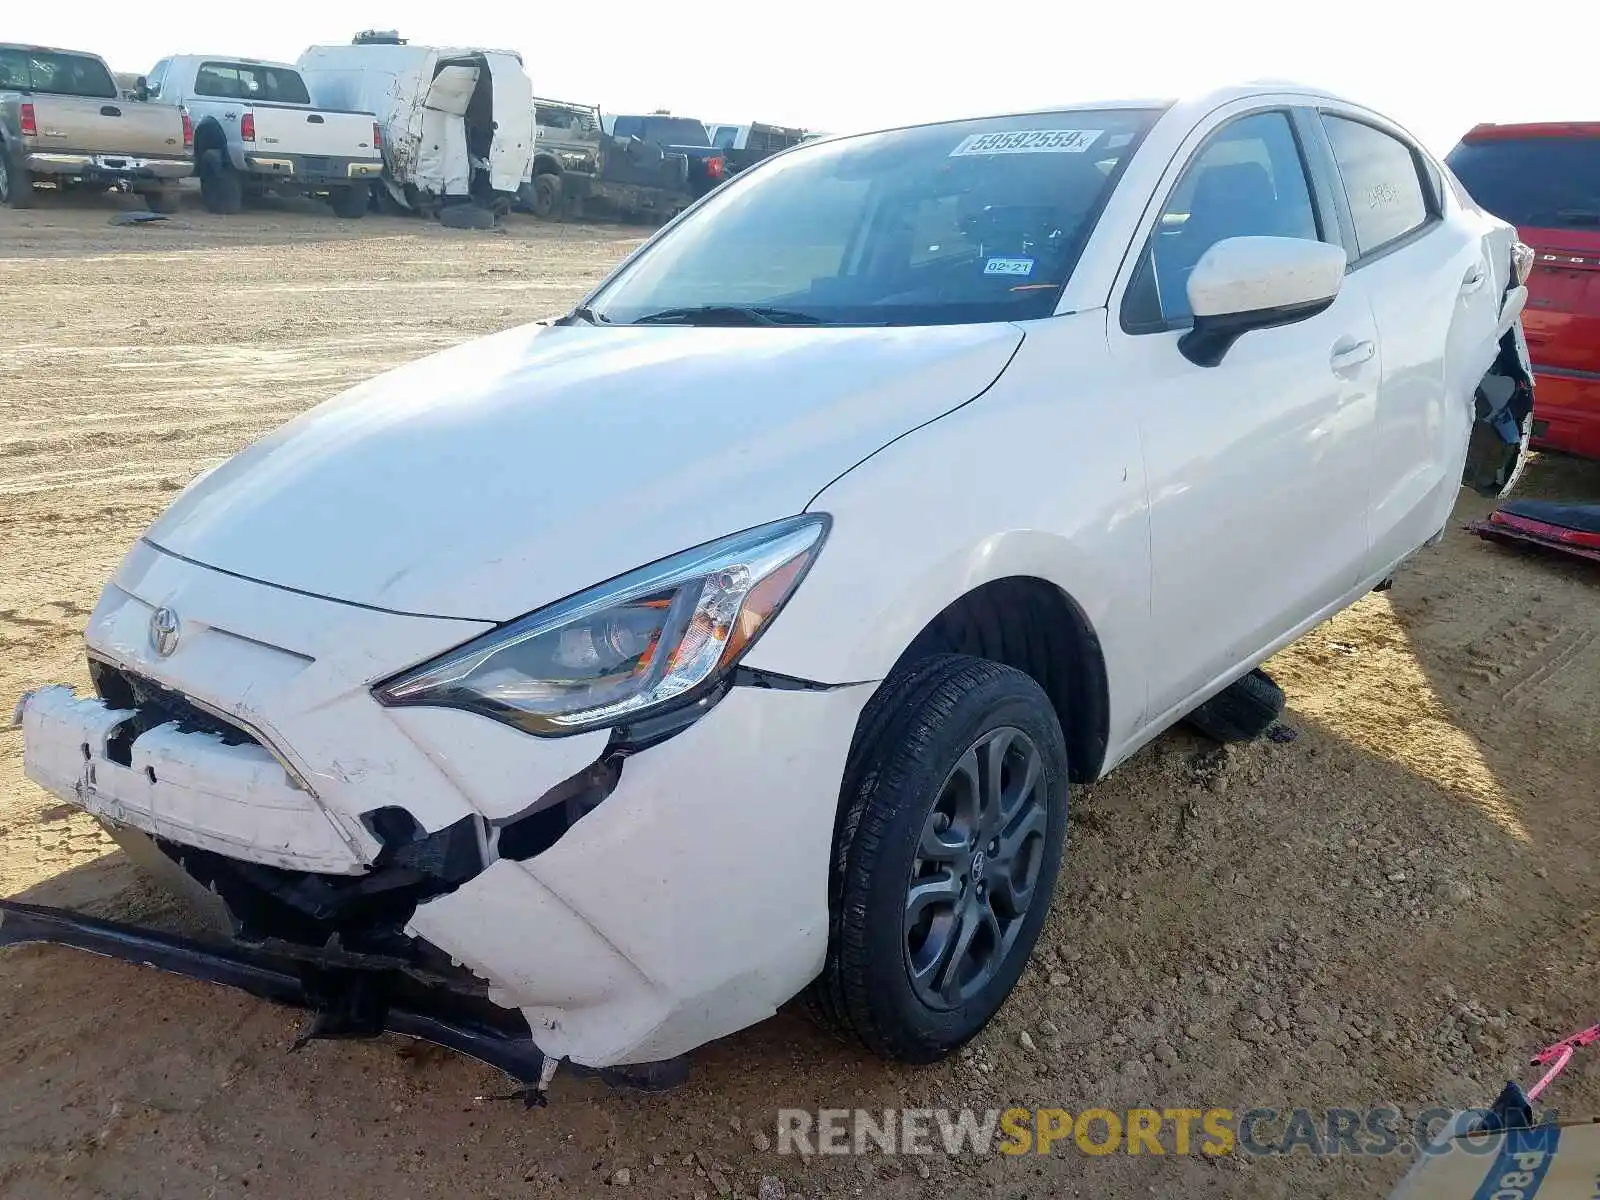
9, 85, 1533, 1100
524, 98, 697, 222
298, 32, 534, 216
0, 43, 190, 211
704, 120, 808, 173
1447, 123, 1600, 460
142, 55, 382, 218
608, 112, 726, 197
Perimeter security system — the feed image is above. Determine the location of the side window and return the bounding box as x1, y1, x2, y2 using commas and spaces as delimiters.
145, 59, 169, 99
1125, 110, 1322, 328
1321, 115, 1430, 257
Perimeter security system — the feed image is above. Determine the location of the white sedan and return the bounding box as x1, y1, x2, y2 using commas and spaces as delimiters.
13, 83, 1533, 1088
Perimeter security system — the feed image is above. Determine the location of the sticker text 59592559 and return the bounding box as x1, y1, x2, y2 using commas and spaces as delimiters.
950, 129, 1103, 157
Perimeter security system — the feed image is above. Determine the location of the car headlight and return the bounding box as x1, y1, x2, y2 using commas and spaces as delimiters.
1511, 240, 1535, 288
373, 514, 829, 736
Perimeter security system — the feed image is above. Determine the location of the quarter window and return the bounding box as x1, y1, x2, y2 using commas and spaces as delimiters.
1322, 115, 1430, 256
1126, 110, 1322, 328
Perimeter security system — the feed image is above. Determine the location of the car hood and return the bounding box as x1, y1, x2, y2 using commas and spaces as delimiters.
145, 320, 1023, 623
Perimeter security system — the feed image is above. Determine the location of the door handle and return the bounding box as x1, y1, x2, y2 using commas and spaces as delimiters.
101, 105, 121, 117
1460, 266, 1486, 294
1329, 338, 1375, 372
307, 114, 324, 123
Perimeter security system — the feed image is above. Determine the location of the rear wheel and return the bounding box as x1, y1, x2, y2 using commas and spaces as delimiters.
330, 184, 369, 219
0, 143, 35, 209
1184, 667, 1285, 743
531, 172, 562, 219
807, 655, 1069, 1063
198, 150, 243, 215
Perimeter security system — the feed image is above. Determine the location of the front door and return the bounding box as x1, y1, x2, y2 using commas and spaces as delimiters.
1108, 107, 1381, 719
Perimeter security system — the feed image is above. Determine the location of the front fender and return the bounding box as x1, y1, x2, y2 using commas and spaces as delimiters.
742, 313, 1152, 764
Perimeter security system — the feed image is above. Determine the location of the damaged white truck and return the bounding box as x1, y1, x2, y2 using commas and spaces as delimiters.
7, 84, 1532, 1103
297, 33, 534, 217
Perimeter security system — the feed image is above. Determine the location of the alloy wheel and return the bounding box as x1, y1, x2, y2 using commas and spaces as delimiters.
903, 726, 1048, 1009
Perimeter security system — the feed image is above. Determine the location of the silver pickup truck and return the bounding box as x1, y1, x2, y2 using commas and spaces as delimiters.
0, 43, 190, 211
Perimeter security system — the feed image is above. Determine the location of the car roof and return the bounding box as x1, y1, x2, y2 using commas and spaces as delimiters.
0, 43, 108, 57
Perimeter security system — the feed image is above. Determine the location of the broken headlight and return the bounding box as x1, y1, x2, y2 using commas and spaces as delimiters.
373, 515, 829, 736
1511, 240, 1535, 288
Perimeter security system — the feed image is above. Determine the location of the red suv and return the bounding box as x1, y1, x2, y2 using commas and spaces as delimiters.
1447, 123, 1600, 460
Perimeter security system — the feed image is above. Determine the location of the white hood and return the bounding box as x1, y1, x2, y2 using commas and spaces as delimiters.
144, 320, 1023, 622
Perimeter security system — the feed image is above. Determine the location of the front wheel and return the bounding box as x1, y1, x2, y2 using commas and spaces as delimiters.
531, 172, 562, 219
807, 655, 1069, 1063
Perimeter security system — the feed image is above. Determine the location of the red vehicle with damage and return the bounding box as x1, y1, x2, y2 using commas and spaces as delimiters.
1447, 122, 1600, 460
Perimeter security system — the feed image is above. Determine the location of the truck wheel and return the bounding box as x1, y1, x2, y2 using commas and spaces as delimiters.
142, 187, 180, 215
1183, 667, 1285, 743
199, 150, 243, 215
330, 184, 369, 219
0, 144, 35, 209
806, 655, 1069, 1063
532, 172, 563, 219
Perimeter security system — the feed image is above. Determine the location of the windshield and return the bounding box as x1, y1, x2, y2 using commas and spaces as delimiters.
0, 49, 117, 99
1446, 136, 1600, 230
194, 62, 312, 105
590, 108, 1158, 327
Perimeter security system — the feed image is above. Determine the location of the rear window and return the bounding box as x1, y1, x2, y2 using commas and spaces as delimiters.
1446, 136, 1600, 230
615, 116, 711, 147
194, 61, 311, 105
0, 49, 117, 99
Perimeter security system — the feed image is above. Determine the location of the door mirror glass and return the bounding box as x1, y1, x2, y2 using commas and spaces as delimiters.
1180, 235, 1347, 366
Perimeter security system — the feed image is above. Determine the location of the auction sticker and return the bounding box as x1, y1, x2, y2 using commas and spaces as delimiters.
950, 129, 1102, 156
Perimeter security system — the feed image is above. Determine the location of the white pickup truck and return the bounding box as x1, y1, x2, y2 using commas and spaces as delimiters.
142, 55, 382, 217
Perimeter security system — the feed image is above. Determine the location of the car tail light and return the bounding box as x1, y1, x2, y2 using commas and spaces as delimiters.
372, 121, 382, 151
181, 109, 194, 151
19, 102, 37, 137
706, 155, 725, 180
240, 112, 256, 142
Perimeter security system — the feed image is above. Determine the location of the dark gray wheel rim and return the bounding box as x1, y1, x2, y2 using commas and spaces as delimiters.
904, 726, 1048, 1010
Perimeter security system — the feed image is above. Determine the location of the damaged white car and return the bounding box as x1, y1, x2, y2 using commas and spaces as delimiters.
8, 83, 1532, 1100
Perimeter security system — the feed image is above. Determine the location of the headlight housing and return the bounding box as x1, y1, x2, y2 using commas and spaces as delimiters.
373, 515, 828, 736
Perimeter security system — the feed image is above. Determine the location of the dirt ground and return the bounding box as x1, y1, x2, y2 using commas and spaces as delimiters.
2, 192, 1598, 1200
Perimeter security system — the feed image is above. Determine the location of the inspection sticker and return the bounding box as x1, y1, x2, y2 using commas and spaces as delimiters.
983, 257, 1035, 276
950, 129, 1103, 156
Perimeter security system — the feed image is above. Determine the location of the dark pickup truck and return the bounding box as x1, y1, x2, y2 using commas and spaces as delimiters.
609, 114, 726, 197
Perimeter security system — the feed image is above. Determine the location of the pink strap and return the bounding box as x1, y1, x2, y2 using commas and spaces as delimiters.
1526, 1023, 1600, 1101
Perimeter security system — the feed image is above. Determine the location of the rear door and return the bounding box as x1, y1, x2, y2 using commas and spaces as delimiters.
482, 53, 532, 193
1313, 108, 1492, 575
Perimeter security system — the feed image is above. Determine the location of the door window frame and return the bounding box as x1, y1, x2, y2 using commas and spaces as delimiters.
1308, 107, 1443, 270
1118, 105, 1339, 335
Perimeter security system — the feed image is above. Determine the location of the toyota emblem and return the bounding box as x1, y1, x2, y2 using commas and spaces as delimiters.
149, 607, 181, 657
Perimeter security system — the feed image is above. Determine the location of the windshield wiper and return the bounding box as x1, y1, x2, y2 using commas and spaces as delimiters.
630, 305, 825, 327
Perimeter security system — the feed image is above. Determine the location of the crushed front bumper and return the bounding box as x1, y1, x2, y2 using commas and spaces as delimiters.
14, 540, 874, 1071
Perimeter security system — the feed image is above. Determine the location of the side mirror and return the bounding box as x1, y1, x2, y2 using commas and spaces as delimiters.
1179, 236, 1347, 367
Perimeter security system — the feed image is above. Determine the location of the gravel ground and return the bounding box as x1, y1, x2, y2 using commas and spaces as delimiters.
1, 190, 1597, 1200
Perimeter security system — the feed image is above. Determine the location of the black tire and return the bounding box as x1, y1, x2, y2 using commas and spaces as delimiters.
531, 172, 562, 219
142, 187, 180, 215
330, 184, 369, 219
439, 202, 496, 230
1184, 667, 1285, 743
806, 654, 1069, 1063
198, 150, 243, 215
0, 142, 35, 209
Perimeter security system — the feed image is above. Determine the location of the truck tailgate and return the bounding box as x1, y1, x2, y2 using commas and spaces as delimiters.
31, 94, 185, 156
251, 104, 378, 160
